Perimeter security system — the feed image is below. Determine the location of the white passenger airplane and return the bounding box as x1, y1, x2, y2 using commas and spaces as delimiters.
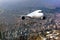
26, 10, 44, 18
21, 10, 45, 20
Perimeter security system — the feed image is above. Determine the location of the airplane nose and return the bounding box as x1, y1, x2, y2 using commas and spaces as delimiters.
21, 16, 25, 20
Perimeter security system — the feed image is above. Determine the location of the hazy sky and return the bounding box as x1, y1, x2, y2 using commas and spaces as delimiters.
0, 0, 60, 9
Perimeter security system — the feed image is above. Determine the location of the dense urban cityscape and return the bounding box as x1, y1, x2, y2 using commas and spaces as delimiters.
0, 10, 60, 40
0, 0, 60, 40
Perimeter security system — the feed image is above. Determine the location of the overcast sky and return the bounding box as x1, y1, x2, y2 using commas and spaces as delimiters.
0, 0, 60, 9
